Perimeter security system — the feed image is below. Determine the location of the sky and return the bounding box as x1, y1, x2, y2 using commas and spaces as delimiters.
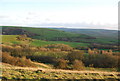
0, 0, 119, 30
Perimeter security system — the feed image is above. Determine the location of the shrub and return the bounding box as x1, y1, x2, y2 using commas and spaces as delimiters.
55, 59, 68, 69
83, 54, 118, 68
72, 60, 85, 70
27, 55, 57, 64
44, 44, 73, 51
2, 52, 36, 67
67, 50, 84, 62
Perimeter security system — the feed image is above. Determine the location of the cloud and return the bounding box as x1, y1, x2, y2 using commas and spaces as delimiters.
27, 22, 118, 30
0, 15, 9, 19
0, 0, 118, 30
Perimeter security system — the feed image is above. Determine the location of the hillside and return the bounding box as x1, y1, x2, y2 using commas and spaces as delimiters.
1, 26, 120, 80
2, 35, 89, 48
55, 28, 118, 39
1, 26, 118, 45
2, 26, 95, 42
54, 28, 118, 44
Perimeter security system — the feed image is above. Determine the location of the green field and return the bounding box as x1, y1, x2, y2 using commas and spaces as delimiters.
2, 35, 89, 48
22, 27, 87, 38
2, 35, 20, 44
2, 26, 118, 45
2, 26, 96, 43
31, 40, 89, 47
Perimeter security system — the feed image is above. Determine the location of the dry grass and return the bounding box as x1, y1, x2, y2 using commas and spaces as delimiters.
1, 63, 120, 79
2, 63, 120, 75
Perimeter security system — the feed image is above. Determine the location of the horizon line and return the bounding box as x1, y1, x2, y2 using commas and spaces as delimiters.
0, 25, 119, 31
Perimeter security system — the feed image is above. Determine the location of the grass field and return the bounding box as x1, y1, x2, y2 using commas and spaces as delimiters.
1, 63, 120, 79
2, 35, 89, 48
2, 35, 20, 44
2, 26, 118, 45
31, 40, 89, 47
21, 27, 89, 40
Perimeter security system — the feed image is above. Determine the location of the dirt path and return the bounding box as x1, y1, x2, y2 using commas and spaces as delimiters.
32, 62, 51, 68
2, 63, 120, 75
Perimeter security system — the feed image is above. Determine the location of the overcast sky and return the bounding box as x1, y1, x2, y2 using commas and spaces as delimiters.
0, 0, 119, 30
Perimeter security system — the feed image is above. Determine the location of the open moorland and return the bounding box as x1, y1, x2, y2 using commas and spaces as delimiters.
0, 26, 120, 80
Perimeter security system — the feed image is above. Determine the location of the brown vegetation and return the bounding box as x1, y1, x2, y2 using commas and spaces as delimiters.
1, 44, 120, 70
2, 52, 36, 67
67, 50, 84, 62
72, 60, 85, 70
55, 59, 68, 69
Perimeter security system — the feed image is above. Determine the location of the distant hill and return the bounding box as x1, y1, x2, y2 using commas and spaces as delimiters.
54, 28, 118, 44
2, 26, 96, 42
54, 28, 118, 39
1, 26, 118, 45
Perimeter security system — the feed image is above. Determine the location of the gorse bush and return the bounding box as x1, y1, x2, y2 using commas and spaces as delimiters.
1, 44, 120, 69
67, 50, 84, 62
83, 54, 118, 68
2, 52, 36, 67
72, 60, 85, 70
2, 44, 69, 64
55, 59, 68, 69
28, 55, 58, 64
44, 44, 73, 51
2, 44, 35, 57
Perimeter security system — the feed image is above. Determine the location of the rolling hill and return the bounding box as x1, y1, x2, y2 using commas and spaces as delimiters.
1, 26, 118, 45
54, 28, 118, 44
55, 28, 118, 39
2, 26, 96, 42
2, 35, 89, 48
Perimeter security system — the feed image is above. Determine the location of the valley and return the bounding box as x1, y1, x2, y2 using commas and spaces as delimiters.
0, 26, 120, 80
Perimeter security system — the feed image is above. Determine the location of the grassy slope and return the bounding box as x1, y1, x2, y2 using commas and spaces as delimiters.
55, 28, 118, 39
2, 35, 89, 47
21, 27, 90, 40
2, 35, 20, 44
31, 40, 89, 47
1, 26, 118, 45
2, 35, 33, 45
1, 26, 94, 41
55, 28, 118, 44
2, 26, 91, 47
2, 63, 119, 79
